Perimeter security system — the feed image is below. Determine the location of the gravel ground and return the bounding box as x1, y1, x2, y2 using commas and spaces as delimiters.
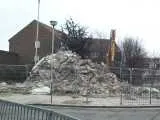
0, 94, 121, 105
1, 94, 160, 106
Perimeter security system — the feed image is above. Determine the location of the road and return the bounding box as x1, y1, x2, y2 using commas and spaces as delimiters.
1, 101, 160, 120
35, 105, 160, 120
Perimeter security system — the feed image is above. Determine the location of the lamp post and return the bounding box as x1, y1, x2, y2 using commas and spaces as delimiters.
50, 20, 57, 104
34, 0, 41, 64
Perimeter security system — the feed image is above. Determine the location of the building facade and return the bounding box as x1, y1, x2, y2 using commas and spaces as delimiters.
9, 20, 65, 64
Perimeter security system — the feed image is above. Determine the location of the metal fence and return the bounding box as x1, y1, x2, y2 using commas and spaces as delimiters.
29, 66, 160, 105
0, 99, 79, 120
0, 64, 32, 83
1, 64, 160, 106
109, 67, 160, 105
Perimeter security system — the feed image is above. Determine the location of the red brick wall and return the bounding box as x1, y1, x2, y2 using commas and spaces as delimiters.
9, 20, 64, 64
9, 21, 36, 64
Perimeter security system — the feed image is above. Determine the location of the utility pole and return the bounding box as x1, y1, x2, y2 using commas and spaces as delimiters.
50, 20, 57, 104
34, 0, 41, 64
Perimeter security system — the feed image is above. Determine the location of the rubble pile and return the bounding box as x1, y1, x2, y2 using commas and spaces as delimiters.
27, 50, 120, 96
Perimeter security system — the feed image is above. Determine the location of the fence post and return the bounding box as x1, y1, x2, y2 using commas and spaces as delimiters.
149, 87, 152, 104
120, 67, 122, 105
129, 68, 133, 99
149, 69, 153, 105
129, 68, 133, 85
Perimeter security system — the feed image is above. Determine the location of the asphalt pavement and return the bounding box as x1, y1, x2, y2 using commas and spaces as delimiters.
36, 105, 160, 120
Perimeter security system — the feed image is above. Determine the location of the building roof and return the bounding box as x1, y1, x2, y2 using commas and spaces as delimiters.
8, 20, 66, 42
84, 38, 121, 55
84, 38, 110, 52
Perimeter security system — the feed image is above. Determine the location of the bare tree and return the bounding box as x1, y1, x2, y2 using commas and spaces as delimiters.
119, 37, 147, 85
147, 55, 160, 87
122, 37, 146, 68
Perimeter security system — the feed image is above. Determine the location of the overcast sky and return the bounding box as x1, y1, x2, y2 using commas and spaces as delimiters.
1, 0, 160, 56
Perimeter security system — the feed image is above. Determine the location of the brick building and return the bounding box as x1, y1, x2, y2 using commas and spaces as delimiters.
8, 20, 65, 64
0, 20, 120, 65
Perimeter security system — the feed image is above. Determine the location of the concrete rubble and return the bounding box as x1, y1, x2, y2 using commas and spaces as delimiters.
27, 50, 120, 96
1, 50, 160, 100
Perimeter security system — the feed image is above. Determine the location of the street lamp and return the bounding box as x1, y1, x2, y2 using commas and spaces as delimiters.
50, 20, 57, 104
50, 21, 58, 54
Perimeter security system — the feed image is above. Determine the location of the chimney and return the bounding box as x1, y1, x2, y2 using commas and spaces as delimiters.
110, 29, 116, 41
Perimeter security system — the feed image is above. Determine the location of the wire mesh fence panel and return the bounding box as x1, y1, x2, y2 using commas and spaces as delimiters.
0, 99, 79, 120
144, 69, 160, 105
110, 67, 160, 105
